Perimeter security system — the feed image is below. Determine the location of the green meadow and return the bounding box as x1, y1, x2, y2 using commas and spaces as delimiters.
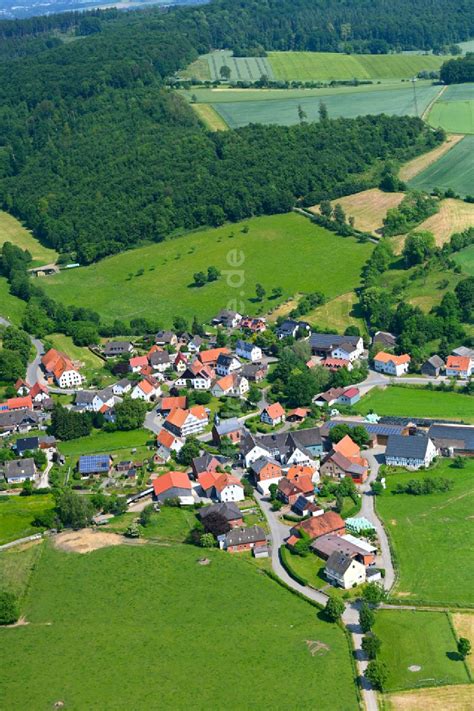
376, 462, 474, 606
356, 386, 474, 423
41, 213, 373, 326
0, 495, 55, 545
454, 244, 474, 276
0, 543, 360, 710
374, 609, 470, 691
267, 51, 444, 81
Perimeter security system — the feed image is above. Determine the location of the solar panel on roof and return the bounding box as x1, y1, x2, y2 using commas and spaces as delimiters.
78, 455, 110, 473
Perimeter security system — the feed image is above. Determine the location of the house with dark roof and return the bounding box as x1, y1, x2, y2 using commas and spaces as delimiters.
325, 551, 366, 589
291, 495, 322, 518
0, 409, 40, 434
3, 458, 37, 484
219, 525, 266, 552
14, 436, 39, 456
385, 435, 438, 469
199, 502, 244, 528
276, 320, 311, 340
212, 309, 242, 329
78, 455, 112, 477
103, 341, 133, 358
236, 340, 262, 362
310, 333, 363, 358
191, 453, 231, 478
421, 355, 445, 378
372, 331, 397, 349
155, 330, 178, 346
311, 533, 376, 565
427, 424, 474, 456
212, 417, 242, 445
241, 362, 267, 382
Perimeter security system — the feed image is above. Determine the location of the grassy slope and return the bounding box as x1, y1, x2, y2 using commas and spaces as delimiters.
0, 211, 57, 266
0, 544, 360, 710
356, 386, 474, 423
428, 100, 474, 134
399, 134, 465, 181
268, 52, 444, 81
408, 135, 474, 197
374, 609, 470, 691
211, 84, 440, 129
376, 462, 474, 605
414, 198, 474, 246
40, 213, 373, 325
454, 244, 474, 275
0, 276, 26, 325
0, 495, 55, 545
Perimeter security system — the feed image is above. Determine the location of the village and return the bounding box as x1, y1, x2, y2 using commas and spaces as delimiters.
1, 308, 472, 588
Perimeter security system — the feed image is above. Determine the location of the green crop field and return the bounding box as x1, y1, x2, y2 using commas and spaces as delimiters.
268, 51, 444, 81
209, 84, 440, 128
426, 84, 474, 133
374, 610, 470, 691
0, 543, 360, 710
376, 462, 474, 606
203, 50, 275, 82
356, 386, 474, 423
454, 244, 474, 275
40, 213, 373, 326
0, 495, 55, 545
408, 135, 474, 197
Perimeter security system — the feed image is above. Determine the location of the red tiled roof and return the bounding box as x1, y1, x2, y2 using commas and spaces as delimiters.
264, 402, 285, 420
375, 351, 411, 365
446, 355, 471, 370
157, 429, 176, 449
333, 435, 360, 459
297, 511, 345, 540
7, 396, 33, 410
342, 387, 359, 398
152, 471, 191, 495
214, 473, 243, 492
198, 471, 219, 491
198, 348, 230, 364
161, 396, 187, 411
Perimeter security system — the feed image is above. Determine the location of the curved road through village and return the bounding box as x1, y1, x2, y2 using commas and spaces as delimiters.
256, 447, 393, 711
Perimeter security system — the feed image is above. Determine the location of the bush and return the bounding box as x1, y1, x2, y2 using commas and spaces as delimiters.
325, 595, 345, 622
0, 590, 19, 625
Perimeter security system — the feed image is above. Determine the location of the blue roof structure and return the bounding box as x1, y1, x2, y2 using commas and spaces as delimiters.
78, 455, 111, 475
345, 517, 376, 533
325, 420, 405, 437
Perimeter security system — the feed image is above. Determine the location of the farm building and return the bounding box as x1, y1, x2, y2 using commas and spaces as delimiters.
385, 435, 438, 469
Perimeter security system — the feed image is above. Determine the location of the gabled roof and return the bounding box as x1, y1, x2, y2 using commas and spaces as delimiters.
374, 351, 410, 365
424, 355, 444, 368
161, 396, 187, 411
136, 379, 154, 395
214, 473, 243, 492
428, 423, 474, 450
446, 355, 471, 370
153, 471, 191, 495
7, 396, 33, 410
129, 355, 148, 368
225, 525, 266, 546
78, 455, 111, 474
214, 418, 241, 436
198, 471, 219, 491
263, 402, 285, 420
310, 333, 360, 349
5, 458, 36, 479
198, 348, 230, 364
333, 435, 360, 459
200, 502, 242, 522
326, 551, 354, 576
342, 387, 360, 399
157, 429, 177, 449
297, 511, 345, 539
251, 456, 282, 474
385, 434, 434, 460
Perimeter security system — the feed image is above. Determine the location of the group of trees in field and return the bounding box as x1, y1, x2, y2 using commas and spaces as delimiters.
440, 53, 474, 83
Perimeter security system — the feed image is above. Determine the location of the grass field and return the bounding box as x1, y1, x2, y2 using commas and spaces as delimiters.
376, 461, 474, 606
0, 495, 54, 545
356, 386, 474, 422
452, 614, 474, 672
414, 198, 474, 246
191, 103, 228, 130
0, 543, 360, 710
454, 244, 474, 275
58, 428, 151, 458
408, 135, 474, 197
179, 54, 211, 81
385, 684, 474, 711
310, 188, 405, 235
306, 292, 366, 333
0, 210, 57, 266
373, 609, 470, 691
45, 333, 106, 385
399, 134, 465, 181
0, 276, 26, 324
428, 101, 474, 134
0, 541, 43, 598
268, 52, 445, 81
210, 83, 441, 128
41, 213, 373, 326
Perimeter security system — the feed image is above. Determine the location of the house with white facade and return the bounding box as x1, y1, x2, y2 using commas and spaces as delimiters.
385, 435, 438, 469
236, 340, 262, 362
41, 349, 83, 389
131, 378, 161, 401
374, 351, 411, 376
445, 355, 473, 379
216, 353, 242, 377
330, 342, 361, 362
163, 406, 209, 438
211, 374, 249, 398
325, 551, 366, 589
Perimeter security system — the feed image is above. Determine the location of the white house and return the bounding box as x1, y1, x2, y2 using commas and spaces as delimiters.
374, 351, 410, 376
261, 402, 285, 426
330, 342, 361, 362
216, 353, 242, 377
131, 379, 161, 402
214, 473, 245, 503
385, 435, 438, 469
164, 406, 209, 438
4, 458, 37, 484
445, 356, 473, 379
113, 379, 132, 396
325, 552, 366, 589
236, 340, 262, 362
211, 374, 249, 398
75, 387, 115, 413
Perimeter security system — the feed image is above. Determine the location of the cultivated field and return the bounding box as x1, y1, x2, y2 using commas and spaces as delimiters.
356, 386, 474, 422
268, 51, 445, 82
310, 189, 405, 235
192, 103, 228, 130
376, 462, 474, 606
408, 135, 474, 197
454, 244, 474, 276
0, 541, 43, 598
0, 495, 55, 545
427, 83, 474, 134
204, 50, 275, 82
0, 210, 57, 265
373, 609, 470, 691
0, 544, 360, 710
41, 213, 373, 326
211, 83, 441, 128
399, 134, 464, 181
385, 684, 474, 711
415, 198, 474, 246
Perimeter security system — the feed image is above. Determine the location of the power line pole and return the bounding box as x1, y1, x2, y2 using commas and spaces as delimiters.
411, 77, 419, 117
